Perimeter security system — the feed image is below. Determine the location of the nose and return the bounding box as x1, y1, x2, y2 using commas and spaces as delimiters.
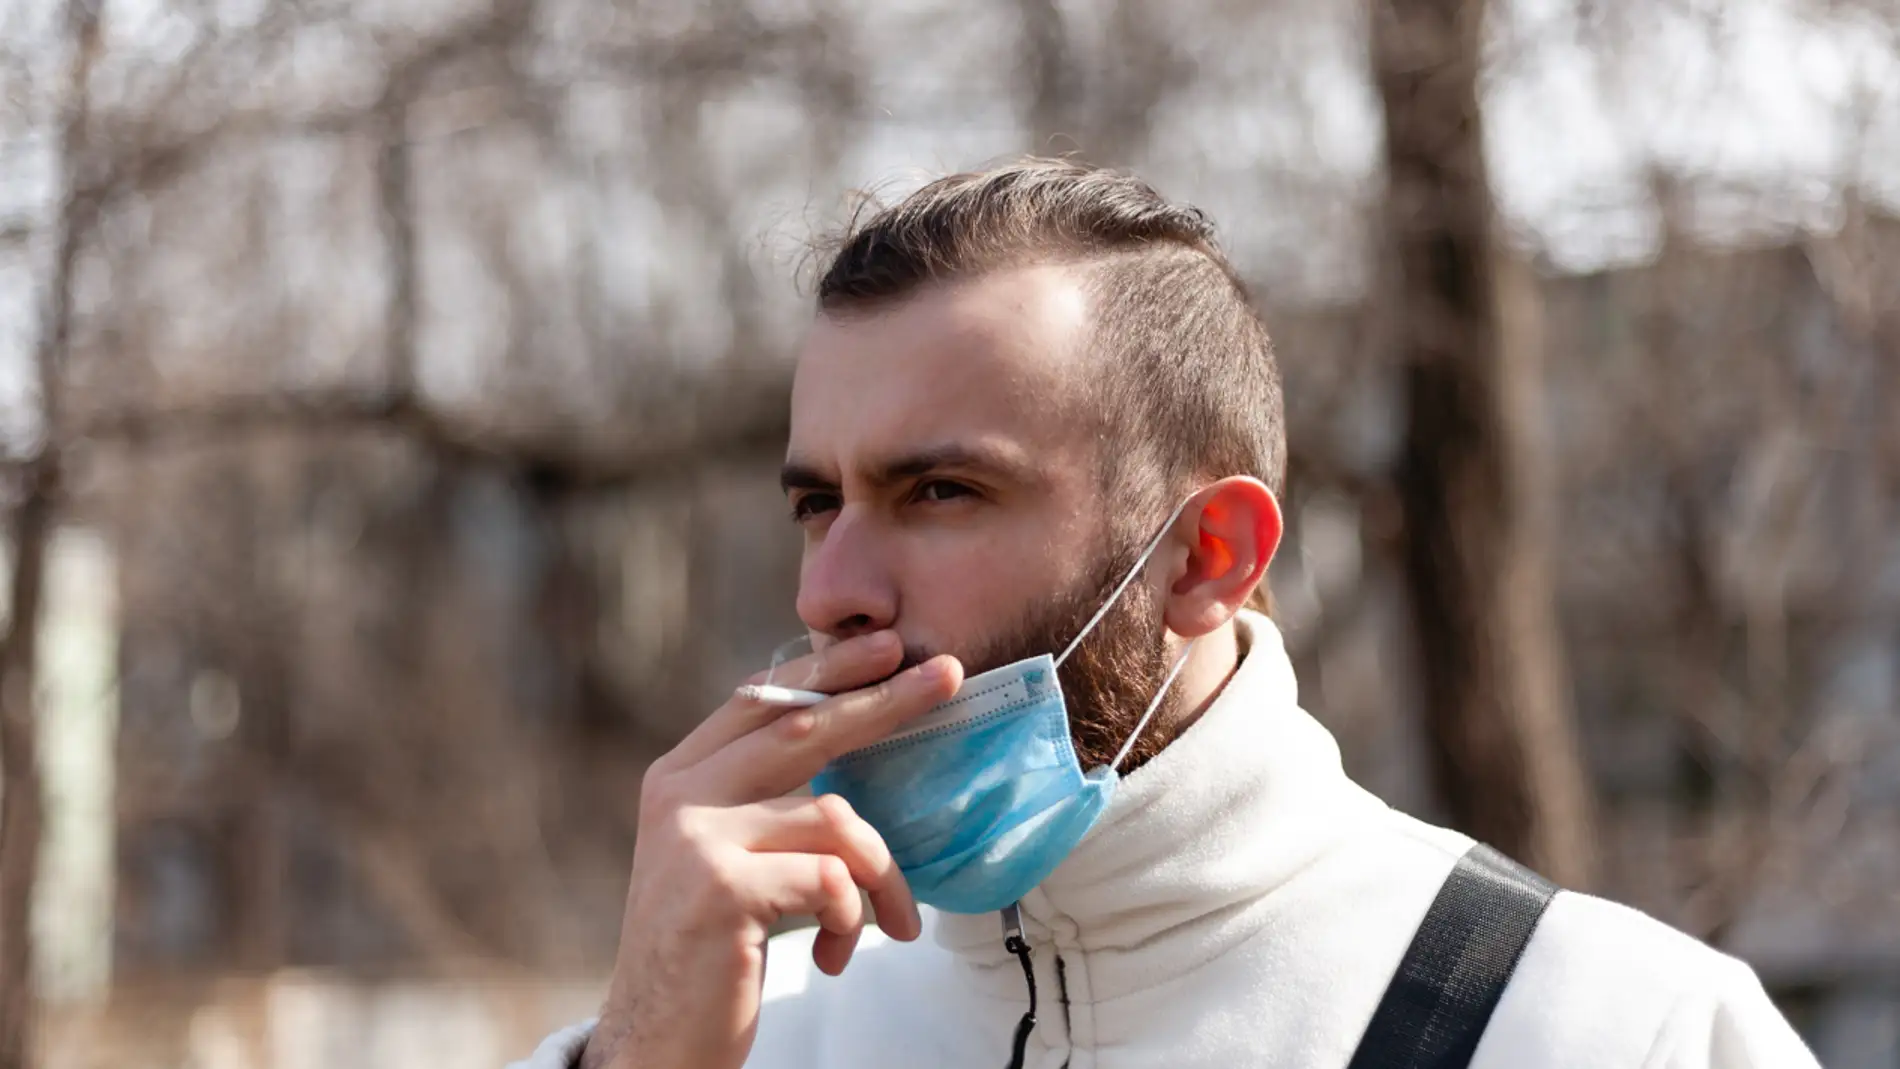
796, 509, 898, 642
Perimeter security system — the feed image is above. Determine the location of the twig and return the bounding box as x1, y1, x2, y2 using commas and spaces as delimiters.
50, 385, 792, 494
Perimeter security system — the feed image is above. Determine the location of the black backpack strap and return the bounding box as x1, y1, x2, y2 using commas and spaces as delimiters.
1346, 843, 1558, 1069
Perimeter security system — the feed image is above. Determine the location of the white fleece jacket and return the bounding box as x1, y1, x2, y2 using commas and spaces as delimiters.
511, 612, 1818, 1069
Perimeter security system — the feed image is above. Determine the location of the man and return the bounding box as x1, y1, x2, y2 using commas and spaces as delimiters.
511, 159, 1817, 1069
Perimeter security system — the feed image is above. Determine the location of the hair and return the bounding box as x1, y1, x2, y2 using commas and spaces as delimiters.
815, 157, 1284, 610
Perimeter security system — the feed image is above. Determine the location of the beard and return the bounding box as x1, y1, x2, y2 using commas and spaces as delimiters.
901, 535, 1180, 774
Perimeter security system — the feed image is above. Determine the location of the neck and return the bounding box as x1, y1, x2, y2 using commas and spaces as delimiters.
935, 611, 1371, 983
1151, 620, 1241, 758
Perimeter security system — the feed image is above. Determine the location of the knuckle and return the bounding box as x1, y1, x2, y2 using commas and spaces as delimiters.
637, 765, 678, 817
855, 680, 917, 726
817, 641, 858, 676
816, 636, 889, 690
812, 792, 858, 835
859, 831, 895, 873
776, 708, 819, 742
836, 678, 892, 720
873, 671, 918, 707
816, 855, 854, 898
650, 844, 744, 928
665, 803, 711, 845
700, 847, 751, 899
638, 805, 700, 860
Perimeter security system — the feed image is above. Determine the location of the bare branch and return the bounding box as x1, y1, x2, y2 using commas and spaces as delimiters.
59, 384, 792, 494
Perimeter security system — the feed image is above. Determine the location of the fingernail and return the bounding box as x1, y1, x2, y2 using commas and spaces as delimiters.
918, 658, 950, 683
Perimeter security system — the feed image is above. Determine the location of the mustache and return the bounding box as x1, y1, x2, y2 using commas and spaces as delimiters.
897, 641, 1022, 682
837, 646, 943, 692
846, 642, 1013, 693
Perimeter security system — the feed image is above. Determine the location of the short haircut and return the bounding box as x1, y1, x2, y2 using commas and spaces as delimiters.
814, 157, 1285, 538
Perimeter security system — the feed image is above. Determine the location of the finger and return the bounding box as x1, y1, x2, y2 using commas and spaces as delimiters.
667, 631, 905, 769
770, 633, 918, 693
812, 925, 863, 977
740, 638, 849, 692
740, 795, 920, 941
694, 655, 964, 804
747, 852, 865, 972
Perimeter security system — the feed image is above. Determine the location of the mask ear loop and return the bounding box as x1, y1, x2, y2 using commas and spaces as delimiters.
1054, 495, 1197, 670
1108, 636, 1199, 773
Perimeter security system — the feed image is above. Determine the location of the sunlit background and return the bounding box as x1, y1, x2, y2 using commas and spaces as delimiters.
0, 0, 1897, 1065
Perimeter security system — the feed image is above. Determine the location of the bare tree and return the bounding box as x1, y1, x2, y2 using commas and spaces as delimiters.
1370, 0, 1598, 887
0, 1, 99, 1062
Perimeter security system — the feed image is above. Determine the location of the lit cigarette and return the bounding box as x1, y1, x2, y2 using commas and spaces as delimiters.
736, 684, 830, 707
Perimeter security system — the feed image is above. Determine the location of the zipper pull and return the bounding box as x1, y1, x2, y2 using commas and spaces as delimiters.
1002, 902, 1027, 954
1001, 903, 1035, 1069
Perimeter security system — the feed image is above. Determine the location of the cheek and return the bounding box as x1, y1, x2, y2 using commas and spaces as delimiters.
891, 527, 1060, 646
897, 538, 1008, 621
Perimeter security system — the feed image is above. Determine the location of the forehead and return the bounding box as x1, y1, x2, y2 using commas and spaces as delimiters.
788, 264, 1098, 474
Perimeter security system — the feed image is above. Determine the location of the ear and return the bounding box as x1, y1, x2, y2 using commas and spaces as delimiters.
1160, 477, 1283, 638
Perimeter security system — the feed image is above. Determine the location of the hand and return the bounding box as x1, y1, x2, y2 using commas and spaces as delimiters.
581, 631, 964, 1069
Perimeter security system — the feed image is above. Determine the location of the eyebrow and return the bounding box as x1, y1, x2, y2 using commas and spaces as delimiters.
780, 442, 1040, 495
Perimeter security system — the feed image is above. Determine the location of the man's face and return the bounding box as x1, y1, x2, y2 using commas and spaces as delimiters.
783, 265, 1176, 769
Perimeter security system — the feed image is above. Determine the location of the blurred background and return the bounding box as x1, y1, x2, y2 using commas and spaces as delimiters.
0, 0, 1896, 1065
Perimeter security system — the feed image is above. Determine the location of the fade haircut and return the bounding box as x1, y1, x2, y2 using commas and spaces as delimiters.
815, 158, 1285, 561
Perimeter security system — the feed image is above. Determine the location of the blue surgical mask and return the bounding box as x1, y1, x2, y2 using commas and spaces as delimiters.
808, 500, 1199, 915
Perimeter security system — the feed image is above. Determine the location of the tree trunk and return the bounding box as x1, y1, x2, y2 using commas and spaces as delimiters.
1, 6, 96, 1060
1371, 0, 1598, 888
1019, 0, 1078, 152
0, 479, 53, 1069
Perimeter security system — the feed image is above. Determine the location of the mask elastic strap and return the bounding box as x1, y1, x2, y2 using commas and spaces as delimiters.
1054, 496, 1197, 670
1109, 636, 1199, 773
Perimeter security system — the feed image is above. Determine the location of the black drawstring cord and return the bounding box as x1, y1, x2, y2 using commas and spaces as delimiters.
1002, 903, 1036, 1069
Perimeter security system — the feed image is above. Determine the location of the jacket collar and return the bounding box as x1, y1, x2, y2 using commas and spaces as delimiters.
929, 611, 1383, 997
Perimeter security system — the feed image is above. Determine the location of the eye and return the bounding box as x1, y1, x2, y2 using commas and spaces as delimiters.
912, 479, 976, 504
789, 492, 841, 523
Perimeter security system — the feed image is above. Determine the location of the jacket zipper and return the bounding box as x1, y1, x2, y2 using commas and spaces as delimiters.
1002, 904, 1036, 1069
1000, 905, 1079, 1069
1055, 951, 1072, 1069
